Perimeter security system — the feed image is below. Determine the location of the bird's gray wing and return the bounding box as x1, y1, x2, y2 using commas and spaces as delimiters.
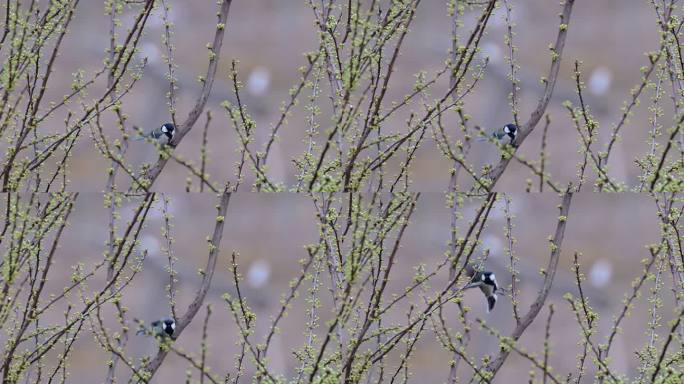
463, 281, 482, 290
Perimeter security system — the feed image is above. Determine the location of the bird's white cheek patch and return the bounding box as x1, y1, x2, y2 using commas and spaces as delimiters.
161, 125, 168, 133
171, 323, 176, 330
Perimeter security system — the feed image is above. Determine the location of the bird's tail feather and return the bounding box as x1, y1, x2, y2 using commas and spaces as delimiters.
486, 294, 497, 313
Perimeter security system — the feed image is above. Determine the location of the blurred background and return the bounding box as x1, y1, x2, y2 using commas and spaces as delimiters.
45, 0, 661, 191
37, 192, 672, 383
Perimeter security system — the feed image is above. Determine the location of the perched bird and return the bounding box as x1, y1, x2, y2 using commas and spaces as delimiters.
137, 316, 176, 338
478, 123, 518, 147
133, 122, 175, 145
464, 265, 499, 312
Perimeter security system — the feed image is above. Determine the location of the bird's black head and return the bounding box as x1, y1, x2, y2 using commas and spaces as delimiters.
482, 272, 498, 289
503, 123, 518, 138
160, 123, 175, 139
162, 317, 176, 336
503, 123, 518, 147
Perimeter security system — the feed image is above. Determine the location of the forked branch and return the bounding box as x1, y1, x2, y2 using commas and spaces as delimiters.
143, 187, 232, 379
142, 0, 233, 189
484, 0, 575, 190
485, 190, 573, 377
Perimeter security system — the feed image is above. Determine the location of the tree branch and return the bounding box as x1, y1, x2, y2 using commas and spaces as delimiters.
485, 190, 573, 377
142, 0, 233, 189
484, 0, 575, 190
143, 187, 231, 379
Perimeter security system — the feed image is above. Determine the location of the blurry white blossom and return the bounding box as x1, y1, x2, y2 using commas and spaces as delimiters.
588, 66, 612, 96
139, 42, 161, 65
481, 234, 504, 256
247, 66, 271, 96
479, 42, 502, 64
247, 259, 271, 289
139, 234, 161, 255
589, 258, 613, 288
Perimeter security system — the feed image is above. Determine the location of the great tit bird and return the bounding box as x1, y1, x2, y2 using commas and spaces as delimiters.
136, 316, 176, 338
133, 122, 175, 145
478, 123, 518, 147
464, 266, 499, 312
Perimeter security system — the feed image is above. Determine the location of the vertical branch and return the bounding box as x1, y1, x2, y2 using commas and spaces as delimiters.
295, 246, 325, 383
486, 191, 573, 377
162, 194, 178, 319
448, 0, 460, 92
542, 304, 554, 384
649, 115, 684, 191
160, 0, 178, 125
446, 0, 464, 294
502, 0, 520, 126
568, 251, 597, 383
143, 0, 233, 189
295, 57, 324, 192
259, 247, 316, 360
143, 187, 231, 379
503, 194, 521, 325
103, 10, 133, 368
638, 247, 666, 382
199, 110, 212, 192
200, 304, 212, 384
639, 69, 664, 192
602, 247, 658, 359
225, 252, 278, 383
539, 115, 550, 192
650, 305, 684, 382
258, 54, 318, 171
569, 61, 618, 192
485, 0, 575, 190
601, 49, 662, 171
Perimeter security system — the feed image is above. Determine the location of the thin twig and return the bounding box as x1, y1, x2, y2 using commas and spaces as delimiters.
143, 187, 231, 379
484, 0, 575, 190
143, 0, 233, 189
485, 191, 573, 377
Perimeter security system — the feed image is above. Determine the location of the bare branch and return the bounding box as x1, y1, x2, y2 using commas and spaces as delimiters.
485, 190, 573, 377
143, 187, 231, 379
142, 0, 233, 189
484, 0, 575, 190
